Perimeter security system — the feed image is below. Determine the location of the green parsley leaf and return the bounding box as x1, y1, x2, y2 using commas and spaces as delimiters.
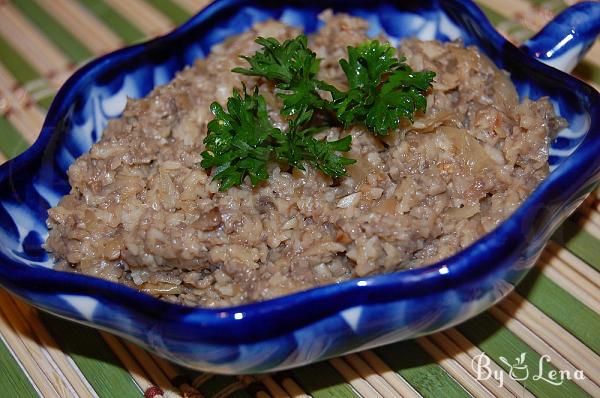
232, 36, 319, 84
202, 35, 435, 190
201, 89, 355, 190
274, 106, 356, 178
233, 35, 331, 116
340, 40, 399, 91
333, 40, 436, 135
201, 86, 280, 190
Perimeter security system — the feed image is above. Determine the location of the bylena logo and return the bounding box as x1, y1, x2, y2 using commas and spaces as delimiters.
471, 352, 585, 388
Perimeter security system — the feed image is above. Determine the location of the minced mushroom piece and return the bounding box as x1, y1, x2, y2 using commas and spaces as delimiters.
46, 12, 564, 307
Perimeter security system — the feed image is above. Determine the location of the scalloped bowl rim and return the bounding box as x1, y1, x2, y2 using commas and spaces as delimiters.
0, 0, 599, 342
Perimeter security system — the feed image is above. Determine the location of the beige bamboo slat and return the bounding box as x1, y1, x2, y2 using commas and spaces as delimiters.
577, 214, 600, 241
151, 355, 213, 398
0, 292, 77, 398
329, 357, 385, 398
489, 302, 600, 397
48, 69, 74, 92
575, 197, 600, 234
546, 241, 600, 288
3, 103, 41, 143
359, 351, 421, 398
432, 328, 535, 398
494, 20, 532, 43
36, 0, 123, 54
500, 292, 600, 383
149, 353, 212, 398
481, 0, 558, 39
212, 378, 251, 398
99, 332, 150, 393
428, 332, 519, 398
579, 200, 600, 228
0, 61, 19, 91
545, 247, 600, 293
280, 377, 311, 398
343, 353, 402, 397
589, 211, 600, 229
539, 251, 600, 301
4, 104, 41, 143
256, 391, 274, 398
104, 0, 173, 37
23, 76, 49, 93
0, 302, 61, 398
0, 70, 10, 164
121, 340, 182, 398
12, 298, 97, 398
0, 62, 45, 142
28, 87, 54, 106
12, 88, 46, 134
442, 328, 536, 398
417, 336, 495, 398
17, 105, 44, 141
537, 255, 600, 314
0, 333, 43, 396
0, 4, 70, 81
2, 92, 44, 143
260, 376, 291, 398
0, 108, 40, 146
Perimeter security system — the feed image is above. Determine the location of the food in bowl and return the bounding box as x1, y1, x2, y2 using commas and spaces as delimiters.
46, 12, 565, 307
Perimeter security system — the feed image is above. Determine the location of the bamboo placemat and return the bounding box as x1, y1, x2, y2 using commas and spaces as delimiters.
0, 1, 598, 397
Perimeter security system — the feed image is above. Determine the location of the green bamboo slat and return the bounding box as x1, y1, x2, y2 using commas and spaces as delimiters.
0, 35, 53, 110
374, 342, 471, 398
292, 361, 360, 398
11, 0, 92, 64
458, 313, 590, 398
553, 219, 600, 273
516, 266, 600, 355
39, 313, 141, 398
476, 3, 508, 26
36, 95, 54, 111
573, 62, 600, 91
77, 0, 145, 44
0, 337, 39, 398
525, 0, 568, 13
0, 36, 40, 84
478, 3, 535, 38
0, 117, 30, 159
145, 0, 192, 25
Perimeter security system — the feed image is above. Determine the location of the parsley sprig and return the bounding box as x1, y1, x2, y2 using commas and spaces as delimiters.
202, 35, 435, 190
200, 87, 277, 190
232, 35, 333, 116
332, 40, 436, 135
201, 88, 355, 191
275, 106, 355, 179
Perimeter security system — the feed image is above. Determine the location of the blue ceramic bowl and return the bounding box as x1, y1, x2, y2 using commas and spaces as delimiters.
0, 0, 599, 374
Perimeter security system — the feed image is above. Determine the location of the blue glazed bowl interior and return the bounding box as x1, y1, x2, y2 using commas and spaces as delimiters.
0, 0, 598, 348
